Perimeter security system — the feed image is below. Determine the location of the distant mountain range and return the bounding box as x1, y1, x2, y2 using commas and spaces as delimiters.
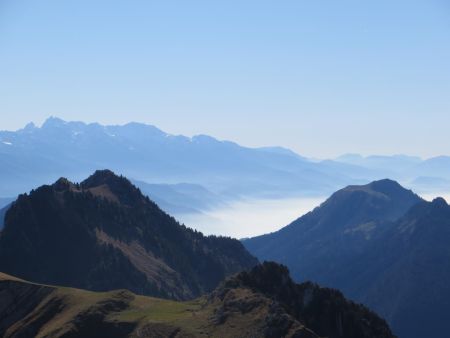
132, 179, 226, 215
0, 117, 353, 199
335, 154, 450, 190
1, 117, 448, 222
243, 180, 450, 338
0, 170, 257, 300
0, 262, 395, 338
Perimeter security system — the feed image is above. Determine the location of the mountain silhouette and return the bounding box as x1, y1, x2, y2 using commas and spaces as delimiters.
0, 170, 257, 300
244, 179, 447, 337
351, 197, 450, 338
243, 179, 422, 286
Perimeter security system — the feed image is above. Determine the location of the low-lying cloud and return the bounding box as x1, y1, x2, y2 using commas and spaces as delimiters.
178, 196, 327, 239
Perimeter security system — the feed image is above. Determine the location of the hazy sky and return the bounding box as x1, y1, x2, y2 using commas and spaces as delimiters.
0, 0, 449, 158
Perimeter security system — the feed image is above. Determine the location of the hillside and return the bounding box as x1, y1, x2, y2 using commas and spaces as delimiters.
0, 205, 8, 230
352, 197, 450, 338
244, 180, 450, 337
0, 262, 396, 338
0, 198, 14, 230
243, 179, 422, 286
0, 170, 257, 300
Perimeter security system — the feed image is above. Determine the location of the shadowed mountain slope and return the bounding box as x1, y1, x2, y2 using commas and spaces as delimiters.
244, 180, 450, 337
0, 170, 257, 300
0, 262, 396, 338
351, 197, 450, 338
243, 179, 422, 286
0, 205, 9, 230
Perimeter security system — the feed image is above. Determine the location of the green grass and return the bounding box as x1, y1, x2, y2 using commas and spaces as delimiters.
1, 273, 243, 338
114, 297, 199, 322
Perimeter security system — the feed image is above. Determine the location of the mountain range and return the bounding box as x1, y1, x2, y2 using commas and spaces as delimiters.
1, 117, 449, 222
0, 262, 395, 338
0, 117, 354, 199
244, 179, 450, 338
0, 170, 257, 300
0, 170, 398, 337
0, 117, 449, 337
131, 179, 226, 215
335, 154, 450, 194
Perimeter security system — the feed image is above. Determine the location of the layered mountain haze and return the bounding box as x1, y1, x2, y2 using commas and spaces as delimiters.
132, 179, 226, 216
0, 262, 396, 338
1, 117, 449, 237
0, 170, 257, 300
335, 154, 450, 194
244, 180, 450, 337
2, 1, 448, 336
0, 197, 14, 209
0, 117, 352, 199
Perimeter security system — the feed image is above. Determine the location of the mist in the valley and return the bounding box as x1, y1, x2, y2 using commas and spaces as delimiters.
178, 196, 327, 239
420, 193, 450, 203
178, 192, 450, 239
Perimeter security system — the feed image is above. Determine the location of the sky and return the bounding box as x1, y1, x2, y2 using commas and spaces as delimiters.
0, 0, 449, 158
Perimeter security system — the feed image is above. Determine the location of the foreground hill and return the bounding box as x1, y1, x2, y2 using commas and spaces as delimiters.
0, 170, 257, 300
244, 180, 450, 337
0, 262, 395, 338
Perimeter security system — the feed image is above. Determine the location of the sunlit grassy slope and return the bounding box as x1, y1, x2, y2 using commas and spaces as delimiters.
0, 272, 267, 338
0, 263, 396, 338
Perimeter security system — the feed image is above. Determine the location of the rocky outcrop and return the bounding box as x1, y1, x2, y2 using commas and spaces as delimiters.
209, 262, 396, 338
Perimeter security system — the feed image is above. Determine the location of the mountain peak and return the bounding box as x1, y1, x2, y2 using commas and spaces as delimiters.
41, 116, 67, 129
216, 262, 395, 338
367, 178, 404, 193
0, 171, 258, 301
81, 169, 146, 206
431, 197, 448, 208
341, 179, 420, 203
22, 122, 37, 132
82, 169, 119, 185
81, 169, 132, 190
52, 177, 76, 191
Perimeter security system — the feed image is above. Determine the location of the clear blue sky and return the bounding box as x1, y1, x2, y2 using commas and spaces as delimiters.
0, 0, 449, 158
